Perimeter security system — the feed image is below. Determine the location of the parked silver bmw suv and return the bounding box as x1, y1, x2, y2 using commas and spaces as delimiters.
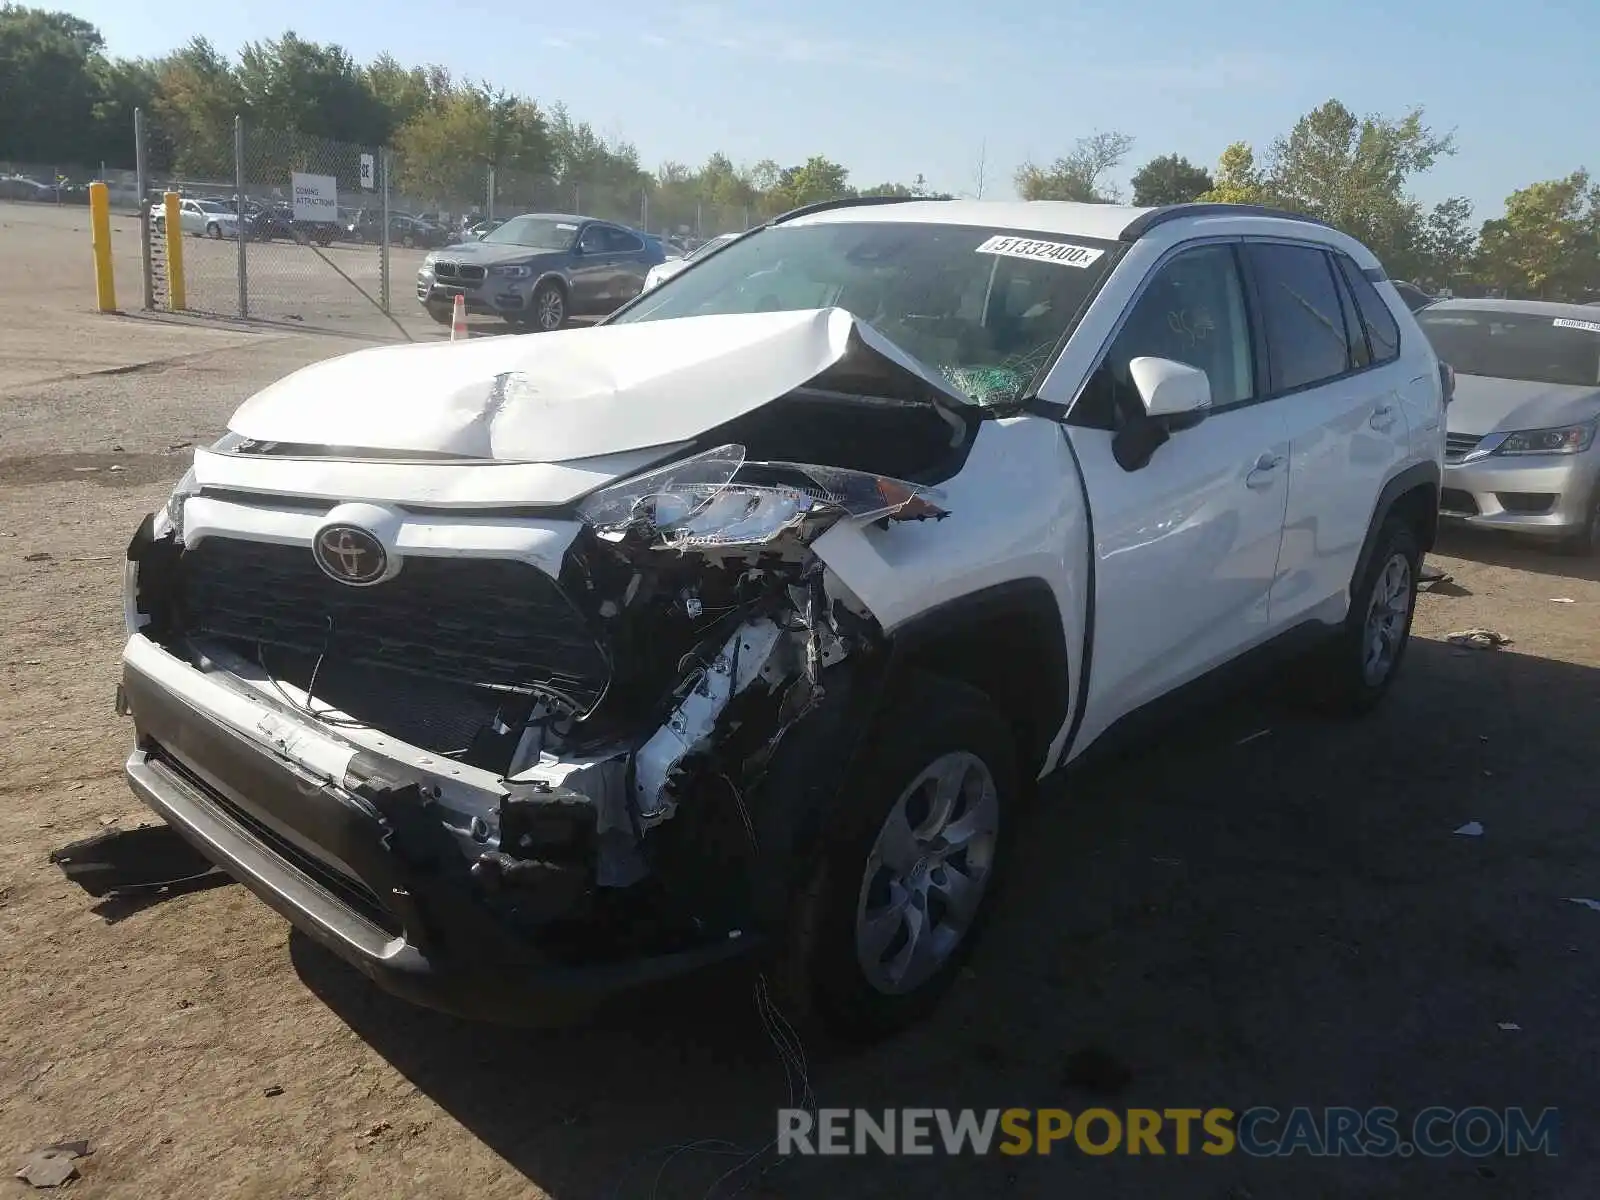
1420, 299, 1600, 554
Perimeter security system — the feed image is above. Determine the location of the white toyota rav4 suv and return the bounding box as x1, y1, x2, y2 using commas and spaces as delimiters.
119, 198, 1445, 1041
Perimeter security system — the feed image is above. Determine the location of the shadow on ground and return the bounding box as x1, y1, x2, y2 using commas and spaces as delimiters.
1436, 524, 1600, 584
294, 638, 1598, 1199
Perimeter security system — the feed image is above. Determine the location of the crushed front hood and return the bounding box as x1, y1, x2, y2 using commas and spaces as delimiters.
226, 307, 972, 465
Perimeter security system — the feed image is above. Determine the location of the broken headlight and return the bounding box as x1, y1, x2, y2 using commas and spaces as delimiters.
162, 432, 249, 541
576, 443, 946, 549
161, 466, 199, 541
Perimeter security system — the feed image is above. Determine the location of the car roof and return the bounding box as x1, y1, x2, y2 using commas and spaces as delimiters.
777, 197, 1383, 272
1421, 297, 1600, 321
784, 198, 1147, 242
497, 212, 597, 225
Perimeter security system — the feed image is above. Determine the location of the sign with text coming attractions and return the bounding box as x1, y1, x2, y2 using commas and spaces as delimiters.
291, 172, 338, 223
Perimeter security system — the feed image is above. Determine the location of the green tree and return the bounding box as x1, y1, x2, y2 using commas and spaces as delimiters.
237, 32, 386, 146
0, 5, 105, 163
362, 54, 443, 139
152, 37, 243, 176
772, 155, 852, 209
1263, 100, 1453, 274
1418, 197, 1476, 289
1198, 141, 1267, 205
394, 84, 552, 208
1014, 132, 1133, 203
88, 54, 159, 167
1476, 171, 1599, 300
1129, 153, 1214, 206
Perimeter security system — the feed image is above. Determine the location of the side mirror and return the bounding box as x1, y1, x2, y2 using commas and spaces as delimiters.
1111, 357, 1213, 473
1128, 356, 1212, 425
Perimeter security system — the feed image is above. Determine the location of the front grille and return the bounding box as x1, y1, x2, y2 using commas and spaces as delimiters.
1439, 488, 1479, 515
432, 261, 486, 282
177, 538, 611, 714
1445, 432, 1482, 461
147, 740, 402, 936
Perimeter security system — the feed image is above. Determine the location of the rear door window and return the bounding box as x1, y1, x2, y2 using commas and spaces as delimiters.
1246, 243, 1355, 392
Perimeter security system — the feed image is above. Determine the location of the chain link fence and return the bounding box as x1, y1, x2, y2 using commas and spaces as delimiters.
239, 123, 390, 329
129, 111, 786, 335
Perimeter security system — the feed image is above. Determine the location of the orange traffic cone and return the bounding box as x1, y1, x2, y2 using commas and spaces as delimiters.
450, 293, 467, 341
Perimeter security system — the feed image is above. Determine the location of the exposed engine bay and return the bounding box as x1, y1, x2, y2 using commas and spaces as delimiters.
126, 318, 975, 965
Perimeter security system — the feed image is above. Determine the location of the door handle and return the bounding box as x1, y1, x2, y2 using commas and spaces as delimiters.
1245, 453, 1285, 489
1370, 403, 1398, 431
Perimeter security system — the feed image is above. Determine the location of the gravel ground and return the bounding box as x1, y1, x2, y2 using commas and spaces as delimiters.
1, 203, 1597, 1199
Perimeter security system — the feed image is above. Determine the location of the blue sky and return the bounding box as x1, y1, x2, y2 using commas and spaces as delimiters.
65, 0, 1593, 220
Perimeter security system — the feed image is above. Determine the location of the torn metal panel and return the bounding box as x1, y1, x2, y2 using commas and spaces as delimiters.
633, 617, 790, 827
511, 750, 644, 886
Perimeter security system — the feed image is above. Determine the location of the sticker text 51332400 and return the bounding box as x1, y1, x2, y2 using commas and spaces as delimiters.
1552, 317, 1600, 334
976, 235, 1105, 269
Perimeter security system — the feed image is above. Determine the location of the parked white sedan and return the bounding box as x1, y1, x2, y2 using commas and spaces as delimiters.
150, 198, 242, 239
640, 231, 740, 292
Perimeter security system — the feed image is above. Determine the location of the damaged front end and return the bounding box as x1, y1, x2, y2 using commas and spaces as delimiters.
122, 435, 948, 1010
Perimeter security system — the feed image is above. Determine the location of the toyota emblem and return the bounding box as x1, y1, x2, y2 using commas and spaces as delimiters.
313, 524, 388, 586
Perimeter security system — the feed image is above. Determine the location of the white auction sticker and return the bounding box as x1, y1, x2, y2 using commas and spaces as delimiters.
1553, 317, 1600, 334
976, 234, 1104, 268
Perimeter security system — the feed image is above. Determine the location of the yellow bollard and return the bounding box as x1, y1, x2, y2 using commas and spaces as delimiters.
88, 181, 116, 312
163, 191, 186, 311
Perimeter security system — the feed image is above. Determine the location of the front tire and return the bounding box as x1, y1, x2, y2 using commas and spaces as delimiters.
779, 671, 1018, 1043
530, 280, 567, 332
424, 304, 452, 326
1309, 518, 1422, 715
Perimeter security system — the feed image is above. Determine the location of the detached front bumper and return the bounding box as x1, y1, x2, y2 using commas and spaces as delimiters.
1440, 450, 1600, 538
120, 634, 756, 1023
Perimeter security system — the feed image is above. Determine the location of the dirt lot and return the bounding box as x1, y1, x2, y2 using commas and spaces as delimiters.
2, 203, 1598, 1198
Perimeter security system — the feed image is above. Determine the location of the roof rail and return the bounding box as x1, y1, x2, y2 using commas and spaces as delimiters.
1118, 202, 1333, 241
768, 194, 950, 226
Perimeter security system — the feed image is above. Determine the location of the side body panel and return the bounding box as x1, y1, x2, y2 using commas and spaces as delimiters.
809, 418, 1090, 779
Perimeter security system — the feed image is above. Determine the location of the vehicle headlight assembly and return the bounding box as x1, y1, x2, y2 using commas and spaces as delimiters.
162, 466, 199, 541
1492, 420, 1598, 456
491, 263, 534, 279
161, 431, 251, 541
576, 443, 947, 550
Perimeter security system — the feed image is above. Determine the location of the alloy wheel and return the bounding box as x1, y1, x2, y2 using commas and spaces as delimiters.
1362, 552, 1413, 686
536, 287, 565, 331
854, 751, 1000, 996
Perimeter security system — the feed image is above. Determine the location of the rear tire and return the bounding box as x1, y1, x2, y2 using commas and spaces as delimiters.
776, 671, 1018, 1044
1306, 518, 1422, 715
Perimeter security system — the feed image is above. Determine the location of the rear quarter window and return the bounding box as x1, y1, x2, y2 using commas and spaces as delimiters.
1335, 255, 1402, 363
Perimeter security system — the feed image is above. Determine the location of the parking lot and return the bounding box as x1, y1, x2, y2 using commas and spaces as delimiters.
1, 197, 1597, 1198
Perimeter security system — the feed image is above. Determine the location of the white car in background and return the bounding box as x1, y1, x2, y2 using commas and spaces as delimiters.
641, 231, 740, 292
150, 197, 242, 239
